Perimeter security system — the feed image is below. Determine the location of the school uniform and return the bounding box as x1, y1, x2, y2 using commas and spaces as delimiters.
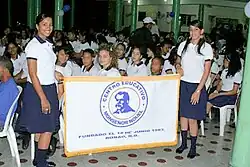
67, 61, 82, 76
127, 61, 149, 76
178, 41, 213, 120
18, 35, 60, 133
0, 45, 5, 56
98, 66, 121, 77
80, 64, 99, 76
55, 62, 73, 77
208, 69, 242, 107
162, 60, 176, 74
11, 53, 28, 79
118, 57, 128, 71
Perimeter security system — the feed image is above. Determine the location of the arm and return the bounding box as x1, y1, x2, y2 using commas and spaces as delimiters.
215, 80, 222, 92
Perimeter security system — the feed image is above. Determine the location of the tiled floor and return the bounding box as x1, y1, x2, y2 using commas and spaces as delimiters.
0, 119, 235, 167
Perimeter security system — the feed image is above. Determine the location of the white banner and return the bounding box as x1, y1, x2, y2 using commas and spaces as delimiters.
63, 76, 180, 157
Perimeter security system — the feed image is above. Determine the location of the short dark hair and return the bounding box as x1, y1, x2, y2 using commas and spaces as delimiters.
0, 56, 14, 76
152, 56, 164, 66
83, 49, 95, 57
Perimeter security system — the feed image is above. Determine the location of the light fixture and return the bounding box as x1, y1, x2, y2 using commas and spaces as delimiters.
128, 0, 131, 3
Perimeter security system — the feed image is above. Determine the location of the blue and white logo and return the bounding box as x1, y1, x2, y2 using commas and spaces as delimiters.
100, 81, 148, 127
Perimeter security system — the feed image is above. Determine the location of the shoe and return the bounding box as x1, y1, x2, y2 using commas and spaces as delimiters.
176, 146, 188, 154
22, 135, 30, 150
47, 137, 58, 157
47, 161, 56, 167
187, 151, 196, 159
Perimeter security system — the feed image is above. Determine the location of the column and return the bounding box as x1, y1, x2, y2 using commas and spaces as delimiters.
54, 0, 64, 30
115, 0, 122, 32
171, 0, 180, 41
198, 4, 204, 27
27, 0, 34, 29
130, 0, 138, 33
230, 21, 250, 167
70, 0, 75, 28
34, 0, 41, 18
7, 0, 11, 26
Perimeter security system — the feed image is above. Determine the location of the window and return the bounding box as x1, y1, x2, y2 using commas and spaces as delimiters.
180, 14, 196, 27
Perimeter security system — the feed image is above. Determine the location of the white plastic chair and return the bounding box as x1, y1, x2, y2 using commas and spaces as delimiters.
0, 86, 22, 167
31, 95, 65, 162
213, 91, 240, 136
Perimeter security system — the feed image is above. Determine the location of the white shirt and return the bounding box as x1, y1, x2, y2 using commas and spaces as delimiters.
98, 67, 121, 77
178, 41, 213, 83
55, 62, 73, 77
67, 61, 82, 76
105, 35, 116, 44
221, 69, 242, 91
127, 62, 149, 76
118, 58, 128, 71
0, 46, 5, 56
240, 58, 244, 76
80, 64, 99, 76
162, 60, 176, 74
11, 53, 28, 79
26, 36, 56, 85
90, 41, 99, 51
73, 41, 91, 53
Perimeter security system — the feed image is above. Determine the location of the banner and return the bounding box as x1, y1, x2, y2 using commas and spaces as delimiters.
63, 75, 180, 157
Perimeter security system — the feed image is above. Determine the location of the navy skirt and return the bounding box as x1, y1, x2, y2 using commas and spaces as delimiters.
18, 82, 60, 133
208, 94, 237, 107
179, 80, 208, 120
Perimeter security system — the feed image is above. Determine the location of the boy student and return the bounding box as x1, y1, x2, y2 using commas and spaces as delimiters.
80, 49, 99, 76
150, 56, 164, 76
161, 39, 174, 60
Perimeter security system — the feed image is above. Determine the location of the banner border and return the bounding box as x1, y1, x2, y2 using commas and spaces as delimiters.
63, 75, 180, 157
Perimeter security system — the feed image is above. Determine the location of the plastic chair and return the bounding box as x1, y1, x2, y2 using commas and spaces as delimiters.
31, 95, 65, 162
0, 86, 22, 167
213, 91, 241, 136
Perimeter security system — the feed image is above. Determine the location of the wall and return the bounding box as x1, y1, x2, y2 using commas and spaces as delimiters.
123, 0, 246, 33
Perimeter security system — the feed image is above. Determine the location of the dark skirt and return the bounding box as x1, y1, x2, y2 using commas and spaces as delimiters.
179, 80, 208, 120
18, 82, 60, 133
208, 94, 237, 107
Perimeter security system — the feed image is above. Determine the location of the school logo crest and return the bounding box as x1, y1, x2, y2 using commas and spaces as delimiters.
100, 81, 148, 127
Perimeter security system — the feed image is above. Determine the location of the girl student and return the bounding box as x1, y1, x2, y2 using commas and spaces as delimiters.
56, 44, 82, 76
80, 48, 99, 76
114, 43, 128, 76
206, 51, 242, 113
98, 44, 121, 77
4, 41, 28, 85
175, 20, 213, 159
18, 14, 59, 167
127, 46, 149, 76
162, 45, 181, 74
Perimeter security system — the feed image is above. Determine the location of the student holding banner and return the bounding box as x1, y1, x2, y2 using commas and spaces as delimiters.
18, 14, 59, 167
175, 20, 213, 159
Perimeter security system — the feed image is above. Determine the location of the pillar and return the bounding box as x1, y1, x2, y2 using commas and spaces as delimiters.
230, 21, 250, 167
115, 0, 123, 32
54, 0, 64, 30
34, 0, 41, 18
130, 0, 138, 33
198, 4, 204, 27
7, 0, 11, 26
171, 0, 180, 41
70, 0, 75, 28
27, 0, 34, 29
